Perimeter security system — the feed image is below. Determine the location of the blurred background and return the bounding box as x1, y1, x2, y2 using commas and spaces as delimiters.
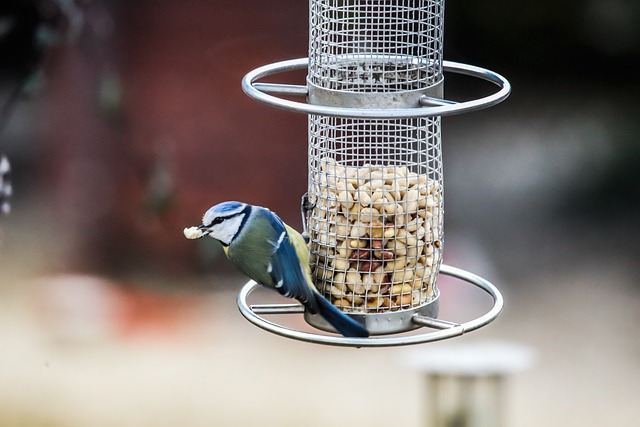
0, 0, 639, 426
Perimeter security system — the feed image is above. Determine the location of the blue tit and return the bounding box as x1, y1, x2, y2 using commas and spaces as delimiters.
184, 201, 369, 338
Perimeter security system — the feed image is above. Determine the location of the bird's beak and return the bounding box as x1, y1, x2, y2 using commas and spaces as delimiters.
183, 224, 208, 239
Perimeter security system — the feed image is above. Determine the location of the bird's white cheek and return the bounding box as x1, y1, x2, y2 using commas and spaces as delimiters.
215, 213, 246, 245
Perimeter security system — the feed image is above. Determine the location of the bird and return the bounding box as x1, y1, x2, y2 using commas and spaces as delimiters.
183, 201, 369, 338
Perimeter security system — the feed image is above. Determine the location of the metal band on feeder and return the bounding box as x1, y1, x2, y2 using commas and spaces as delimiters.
240, 0, 508, 345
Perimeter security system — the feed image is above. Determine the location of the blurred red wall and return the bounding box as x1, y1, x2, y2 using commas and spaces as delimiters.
39, 0, 311, 274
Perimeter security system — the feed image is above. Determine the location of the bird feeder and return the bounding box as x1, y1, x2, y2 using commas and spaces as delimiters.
239, 0, 508, 347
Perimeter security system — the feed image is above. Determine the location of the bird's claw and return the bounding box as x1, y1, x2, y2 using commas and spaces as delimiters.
300, 192, 316, 244
301, 193, 316, 213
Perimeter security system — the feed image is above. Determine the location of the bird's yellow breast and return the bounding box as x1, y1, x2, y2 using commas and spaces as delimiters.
284, 223, 313, 281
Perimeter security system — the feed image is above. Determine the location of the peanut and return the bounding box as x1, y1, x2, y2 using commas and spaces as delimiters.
333, 299, 352, 308
366, 297, 384, 309
359, 207, 381, 223
390, 283, 413, 295
358, 260, 382, 273
349, 239, 368, 249
350, 249, 371, 260
395, 294, 412, 307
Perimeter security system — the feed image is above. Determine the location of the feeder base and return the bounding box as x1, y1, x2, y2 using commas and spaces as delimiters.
304, 294, 439, 336
236, 264, 503, 348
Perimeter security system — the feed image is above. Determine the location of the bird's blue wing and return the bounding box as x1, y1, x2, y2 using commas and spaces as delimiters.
264, 211, 320, 314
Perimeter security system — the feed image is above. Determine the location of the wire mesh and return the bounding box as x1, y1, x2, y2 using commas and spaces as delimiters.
307, 116, 443, 313
308, 0, 444, 92
306, 0, 446, 315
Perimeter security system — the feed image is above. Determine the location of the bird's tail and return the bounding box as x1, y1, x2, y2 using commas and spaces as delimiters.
315, 293, 369, 338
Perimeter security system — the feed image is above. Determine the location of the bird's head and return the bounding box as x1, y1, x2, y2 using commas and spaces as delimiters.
183, 201, 250, 246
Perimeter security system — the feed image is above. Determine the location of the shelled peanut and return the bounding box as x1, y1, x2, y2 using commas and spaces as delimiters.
309, 159, 443, 313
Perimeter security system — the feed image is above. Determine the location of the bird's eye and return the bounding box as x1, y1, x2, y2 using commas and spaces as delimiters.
211, 217, 225, 226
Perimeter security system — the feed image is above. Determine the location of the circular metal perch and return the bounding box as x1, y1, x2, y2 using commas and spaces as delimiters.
236, 264, 504, 348
242, 58, 511, 119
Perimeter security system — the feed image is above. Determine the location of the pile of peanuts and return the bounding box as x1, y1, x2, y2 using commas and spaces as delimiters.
309, 158, 443, 313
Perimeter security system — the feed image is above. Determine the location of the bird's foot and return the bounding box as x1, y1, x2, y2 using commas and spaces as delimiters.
300, 192, 316, 244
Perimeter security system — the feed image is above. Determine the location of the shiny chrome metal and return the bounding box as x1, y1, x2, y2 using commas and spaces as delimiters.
304, 292, 439, 335
411, 315, 461, 329
236, 264, 504, 347
308, 78, 443, 109
419, 96, 457, 107
241, 58, 510, 118
253, 83, 308, 96
250, 304, 306, 315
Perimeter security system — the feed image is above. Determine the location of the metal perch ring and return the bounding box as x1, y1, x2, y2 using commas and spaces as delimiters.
237, 264, 504, 348
242, 58, 510, 119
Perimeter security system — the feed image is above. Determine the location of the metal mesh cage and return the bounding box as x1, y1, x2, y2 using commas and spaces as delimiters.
306, 0, 446, 318
308, 117, 443, 314
308, 0, 445, 92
